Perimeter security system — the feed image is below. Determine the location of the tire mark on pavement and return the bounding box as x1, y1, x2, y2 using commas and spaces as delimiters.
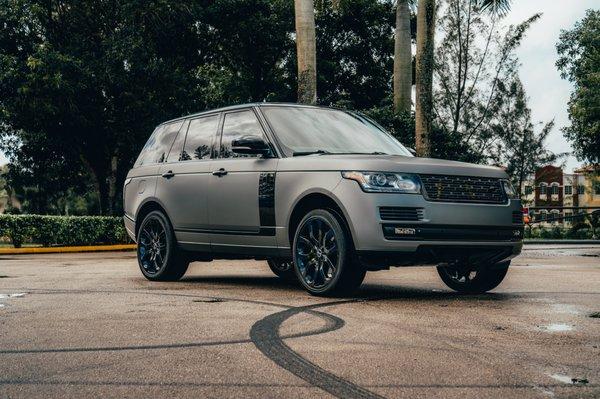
250, 300, 386, 399
0, 289, 342, 355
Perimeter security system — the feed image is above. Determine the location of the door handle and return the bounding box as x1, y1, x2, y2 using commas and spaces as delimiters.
161, 170, 175, 179
212, 168, 228, 177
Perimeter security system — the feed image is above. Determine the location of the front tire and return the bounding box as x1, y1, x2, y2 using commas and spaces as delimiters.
292, 209, 365, 296
437, 261, 510, 293
137, 210, 189, 281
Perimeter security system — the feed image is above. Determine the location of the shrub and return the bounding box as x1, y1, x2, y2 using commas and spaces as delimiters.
524, 225, 594, 240
0, 215, 130, 248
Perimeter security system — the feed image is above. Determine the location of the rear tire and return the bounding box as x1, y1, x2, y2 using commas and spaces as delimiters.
437, 261, 510, 293
292, 209, 365, 296
137, 210, 189, 281
267, 259, 297, 281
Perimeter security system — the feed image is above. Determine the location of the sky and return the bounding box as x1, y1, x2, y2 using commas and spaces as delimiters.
0, 1, 595, 171
503, 0, 596, 173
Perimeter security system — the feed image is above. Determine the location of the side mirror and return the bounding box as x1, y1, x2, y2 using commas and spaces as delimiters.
231, 135, 272, 156
407, 147, 417, 156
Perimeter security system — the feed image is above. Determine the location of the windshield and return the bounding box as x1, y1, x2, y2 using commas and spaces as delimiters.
261, 106, 413, 157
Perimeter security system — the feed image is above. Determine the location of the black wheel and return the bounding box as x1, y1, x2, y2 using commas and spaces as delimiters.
292, 209, 365, 296
137, 210, 189, 281
267, 259, 297, 281
436, 261, 510, 293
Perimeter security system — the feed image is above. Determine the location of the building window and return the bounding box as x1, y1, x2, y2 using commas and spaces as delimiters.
551, 184, 560, 195
539, 184, 547, 195
577, 185, 585, 194
564, 185, 572, 195
525, 185, 533, 195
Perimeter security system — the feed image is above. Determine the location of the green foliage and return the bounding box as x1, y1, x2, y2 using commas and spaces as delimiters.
0, 215, 129, 248
434, 0, 541, 163
0, 0, 404, 215
315, 0, 396, 109
488, 76, 562, 196
556, 9, 600, 164
525, 226, 594, 240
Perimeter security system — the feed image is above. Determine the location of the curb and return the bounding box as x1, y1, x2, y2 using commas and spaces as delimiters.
524, 240, 600, 245
0, 244, 137, 255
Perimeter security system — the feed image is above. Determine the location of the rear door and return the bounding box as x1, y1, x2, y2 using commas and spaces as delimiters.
126, 121, 182, 226
207, 108, 279, 253
156, 113, 221, 249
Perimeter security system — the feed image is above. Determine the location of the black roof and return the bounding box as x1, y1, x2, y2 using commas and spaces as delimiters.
158, 102, 334, 127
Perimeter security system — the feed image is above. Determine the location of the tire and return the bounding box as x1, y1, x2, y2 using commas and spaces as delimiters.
137, 210, 189, 281
292, 209, 366, 296
267, 259, 297, 281
436, 261, 510, 293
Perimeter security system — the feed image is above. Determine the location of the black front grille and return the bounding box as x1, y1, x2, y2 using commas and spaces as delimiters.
379, 207, 424, 221
512, 211, 523, 224
419, 174, 506, 204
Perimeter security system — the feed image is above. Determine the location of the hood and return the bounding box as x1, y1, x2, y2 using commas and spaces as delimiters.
277, 154, 508, 179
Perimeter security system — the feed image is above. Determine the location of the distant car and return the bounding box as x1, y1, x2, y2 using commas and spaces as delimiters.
123, 103, 523, 296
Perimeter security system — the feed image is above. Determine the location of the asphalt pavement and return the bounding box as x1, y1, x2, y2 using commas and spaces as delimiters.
1, 245, 599, 398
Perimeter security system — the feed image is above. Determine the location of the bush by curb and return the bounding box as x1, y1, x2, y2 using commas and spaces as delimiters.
0, 215, 130, 248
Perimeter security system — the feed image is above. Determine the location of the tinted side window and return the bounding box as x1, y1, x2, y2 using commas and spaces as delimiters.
219, 110, 265, 158
166, 120, 189, 163
182, 115, 220, 161
135, 121, 183, 167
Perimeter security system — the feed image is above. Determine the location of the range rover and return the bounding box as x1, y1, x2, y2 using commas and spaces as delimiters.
123, 103, 523, 296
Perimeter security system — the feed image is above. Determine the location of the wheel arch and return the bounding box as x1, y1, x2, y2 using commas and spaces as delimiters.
134, 199, 170, 238
286, 191, 356, 249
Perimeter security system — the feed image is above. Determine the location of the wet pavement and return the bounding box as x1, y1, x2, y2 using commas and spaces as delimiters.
0, 245, 599, 398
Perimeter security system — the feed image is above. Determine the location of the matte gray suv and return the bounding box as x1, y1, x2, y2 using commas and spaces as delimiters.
124, 103, 523, 296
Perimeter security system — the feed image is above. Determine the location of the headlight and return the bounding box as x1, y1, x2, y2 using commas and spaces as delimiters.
502, 180, 518, 199
342, 171, 421, 194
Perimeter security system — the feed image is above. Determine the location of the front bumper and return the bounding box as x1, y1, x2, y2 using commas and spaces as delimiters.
333, 179, 523, 262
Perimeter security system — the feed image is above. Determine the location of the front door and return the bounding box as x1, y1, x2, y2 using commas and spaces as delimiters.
207, 109, 279, 253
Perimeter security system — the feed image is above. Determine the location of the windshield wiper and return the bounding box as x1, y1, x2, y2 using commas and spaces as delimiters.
293, 150, 332, 157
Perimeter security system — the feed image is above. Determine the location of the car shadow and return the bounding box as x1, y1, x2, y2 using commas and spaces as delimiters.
179, 274, 515, 302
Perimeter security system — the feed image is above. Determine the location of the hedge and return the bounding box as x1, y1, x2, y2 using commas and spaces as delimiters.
524, 226, 596, 240
0, 215, 130, 248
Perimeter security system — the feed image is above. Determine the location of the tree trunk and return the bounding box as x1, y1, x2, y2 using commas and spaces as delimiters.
295, 0, 317, 104
393, 0, 412, 114
107, 154, 118, 215
415, 0, 436, 156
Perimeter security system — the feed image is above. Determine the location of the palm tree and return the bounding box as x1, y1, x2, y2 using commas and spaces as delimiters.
414, 0, 435, 156
295, 0, 317, 104
477, 0, 511, 16
393, 0, 412, 114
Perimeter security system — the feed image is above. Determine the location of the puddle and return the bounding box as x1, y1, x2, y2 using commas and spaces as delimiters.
540, 323, 573, 332
589, 312, 600, 319
0, 292, 27, 309
0, 293, 26, 299
551, 303, 580, 315
548, 374, 589, 385
549, 374, 573, 384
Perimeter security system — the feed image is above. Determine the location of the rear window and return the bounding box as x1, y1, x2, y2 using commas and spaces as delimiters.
134, 121, 183, 167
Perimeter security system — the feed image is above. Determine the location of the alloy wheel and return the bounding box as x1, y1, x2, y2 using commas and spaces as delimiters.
138, 217, 168, 275
295, 216, 339, 289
